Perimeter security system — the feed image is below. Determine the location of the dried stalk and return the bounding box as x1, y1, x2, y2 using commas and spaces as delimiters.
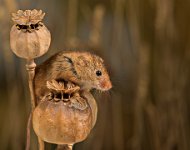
26, 59, 36, 110
25, 59, 37, 150
25, 59, 45, 150
38, 137, 45, 150
25, 112, 32, 150
57, 144, 73, 150
68, 144, 73, 150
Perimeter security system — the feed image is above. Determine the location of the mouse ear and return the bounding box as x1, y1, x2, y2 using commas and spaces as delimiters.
63, 56, 74, 64
93, 54, 104, 63
76, 56, 89, 67
53, 55, 74, 71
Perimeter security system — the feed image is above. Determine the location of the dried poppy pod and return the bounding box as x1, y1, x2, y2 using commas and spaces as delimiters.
32, 80, 96, 145
10, 9, 51, 59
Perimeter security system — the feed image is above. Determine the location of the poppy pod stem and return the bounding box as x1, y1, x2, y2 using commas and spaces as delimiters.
25, 55, 45, 150
26, 59, 36, 110
68, 144, 73, 149
38, 137, 45, 150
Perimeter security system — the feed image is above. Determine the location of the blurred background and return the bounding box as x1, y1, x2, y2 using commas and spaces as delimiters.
0, 0, 190, 150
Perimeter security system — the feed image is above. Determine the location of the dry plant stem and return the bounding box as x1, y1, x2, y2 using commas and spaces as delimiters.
38, 138, 45, 150
25, 112, 32, 150
26, 59, 36, 110
68, 144, 73, 150
26, 59, 44, 150
57, 144, 73, 150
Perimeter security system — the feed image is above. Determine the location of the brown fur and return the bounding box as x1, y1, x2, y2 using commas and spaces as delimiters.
34, 51, 112, 102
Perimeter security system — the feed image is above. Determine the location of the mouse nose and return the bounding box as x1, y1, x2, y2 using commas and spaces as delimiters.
100, 80, 112, 91
106, 80, 112, 90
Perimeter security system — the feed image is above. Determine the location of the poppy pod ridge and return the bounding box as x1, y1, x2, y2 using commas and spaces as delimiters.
10, 9, 51, 59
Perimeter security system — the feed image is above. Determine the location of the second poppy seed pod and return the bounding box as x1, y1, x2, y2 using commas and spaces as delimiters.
32, 80, 96, 144
10, 9, 51, 59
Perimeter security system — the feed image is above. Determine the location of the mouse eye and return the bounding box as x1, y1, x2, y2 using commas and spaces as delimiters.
96, 70, 102, 76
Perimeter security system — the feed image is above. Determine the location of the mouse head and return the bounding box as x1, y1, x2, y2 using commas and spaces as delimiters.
74, 53, 112, 91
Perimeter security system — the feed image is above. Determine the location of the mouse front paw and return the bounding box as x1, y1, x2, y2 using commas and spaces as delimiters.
69, 93, 88, 110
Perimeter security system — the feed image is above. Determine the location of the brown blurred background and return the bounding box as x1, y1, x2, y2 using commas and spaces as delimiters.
0, 0, 190, 150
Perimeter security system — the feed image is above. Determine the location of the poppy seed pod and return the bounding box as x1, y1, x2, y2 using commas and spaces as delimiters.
32, 80, 95, 144
10, 9, 51, 59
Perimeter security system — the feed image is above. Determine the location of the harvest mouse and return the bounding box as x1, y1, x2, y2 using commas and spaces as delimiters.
33, 51, 112, 149
34, 51, 112, 102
